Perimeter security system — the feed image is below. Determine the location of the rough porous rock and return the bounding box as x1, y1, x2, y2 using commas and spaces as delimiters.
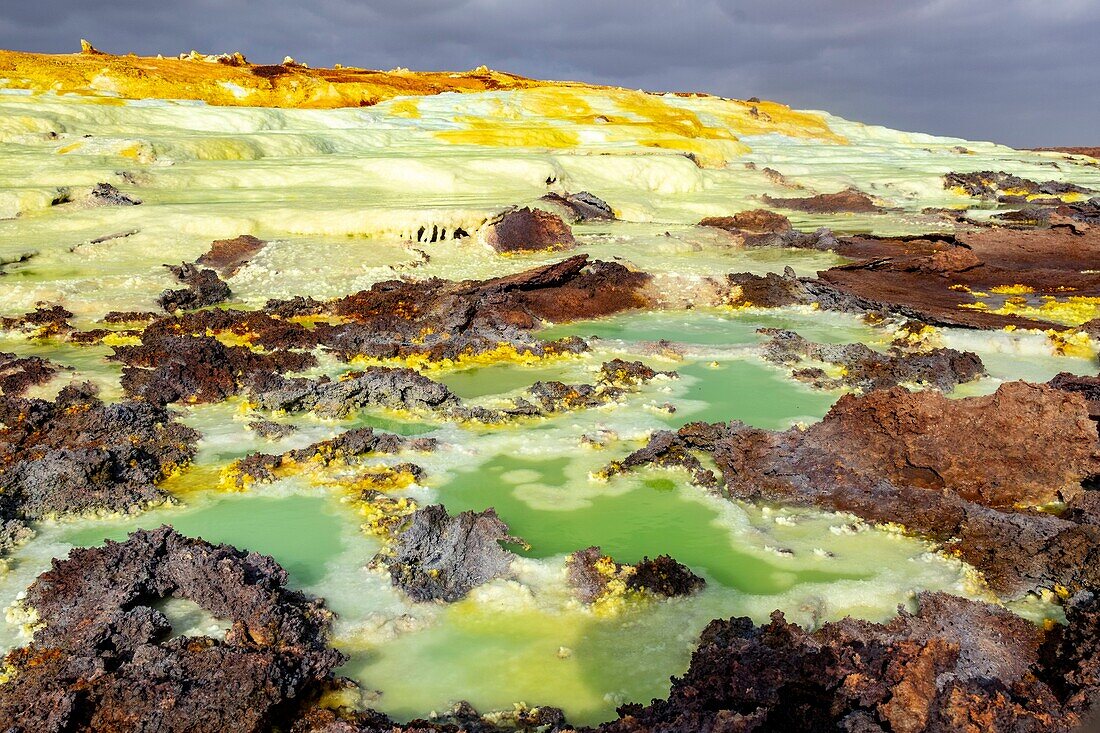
113, 332, 316, 406
227, 427, 435, 488
0, 304, 74, 337
945, 170, 1093, 203
0, 526, 344, 733
247, 418, 299, 440
1049, 372, 1100, 422
700, 209, 793, 234
541, 191, 615, 222
380, 505, 525, 602
0, 351, 59, 395
248, 367, 498, 422
512, 359, 675, 416
157, 262, 232, 312
761, 188, 882, 213
567, 546, 704, 604
292, 700, 568, 733
758, 328, 985, 392
0, 382, 198, 522
124, 255, 644, 374
482, 207, 577, 253
606, 382, 1100, 596
597, 591, 1100, 733
196, 234, 269, 277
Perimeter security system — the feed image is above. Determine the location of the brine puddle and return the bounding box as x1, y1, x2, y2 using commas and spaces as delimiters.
1, 308, 1087, 725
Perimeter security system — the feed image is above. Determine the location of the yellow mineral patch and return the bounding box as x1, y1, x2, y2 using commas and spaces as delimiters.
989, 284, 1036, 295
1046, 329, 1097, 359
987, 296, 1100, 327
99, 332, 142, 347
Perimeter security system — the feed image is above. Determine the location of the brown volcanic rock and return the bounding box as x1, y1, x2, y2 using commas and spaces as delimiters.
482, 207, 577, 253
700, 209, 792, 233
0, 382, 198, 522
0, 526, 343, 733
762, 188, 882, 213
945, 170, 1093, 202
597, 591, 1099, 733
157, 262, 232, 312
113, 256, 648, 406
567, 547, 704, 604
813, 227, 1100, 330
607, 383, 1100, 596
0, 351, 59, 395
1049, 372, 1100, 421
196, 234, 268, 277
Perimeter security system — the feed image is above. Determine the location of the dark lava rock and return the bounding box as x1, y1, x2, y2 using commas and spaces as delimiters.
0, 351, 59, 395
541, 191, 615, 222
196, 234, 269, 277
380, 505, 526, 602
87, 181, 143, 206
482, 207, 577, 253
606, 382, 1100, 597
516, 359, 675, 415
758, 328, 985, 392
597, 591, 1100, 733
157, 262, 232, 312
945, 170, 1093, 202
228, 427, 435, 487
0, 304, 74, 337
568, 546, 704, 604
0, 526, 344, 733
0, 382, 198, 522
112, 332, 316, 406
761, 188, 882, 214
248, 367, 497, 421
247, 418, 299, 440
292, 700, 568, 733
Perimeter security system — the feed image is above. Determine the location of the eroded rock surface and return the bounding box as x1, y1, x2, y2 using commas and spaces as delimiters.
945, 170, 1094, 203
597, 591, 1100, 733
758, 328, 985, 392
225, 427, 434, 488
157, 262, 232, 312
541, 191, 615, 222
482, 207, 576, 253
606, 382, 1100, 596
196, 234, 269, 277
380, 505, 525, 602
567, 546, 704, 604
0, 351, 59, 395
0, 526, 343, 733
0, 382, 197, 523
762, 188, 882, 213
512, 359, 675, 416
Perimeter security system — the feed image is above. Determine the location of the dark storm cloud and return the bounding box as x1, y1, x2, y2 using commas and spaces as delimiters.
1, 0, 1097, 146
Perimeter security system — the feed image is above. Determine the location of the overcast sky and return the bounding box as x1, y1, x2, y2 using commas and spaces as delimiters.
1, 0, 1097, 147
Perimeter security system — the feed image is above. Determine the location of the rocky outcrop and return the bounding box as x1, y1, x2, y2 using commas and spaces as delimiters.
945, 170, 1093, 203
0, 526, 343, 733
225, 427, 435, 488
1049, 372, 1100, 422
379, 505, 526, 602
511, 359, 675, 416
157, 262, 232, 312
762, 188, 882, 213
482, 207, 576, 253
112, 332, 316, 406
758, 328, 985, 392
196, 234, 268, 277
0, 382, 198, 522
0, 351, 59, 395
0, 304, 74, 338
597, 591, 1100, 733
52, 182, 142, 208
541, 191, 615, 222
605, 382, 1100, 596
247, 367, 498, 421
567, 547, 704, 604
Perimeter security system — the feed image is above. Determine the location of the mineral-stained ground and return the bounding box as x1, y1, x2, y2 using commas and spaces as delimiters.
0, 46, 1099, 732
